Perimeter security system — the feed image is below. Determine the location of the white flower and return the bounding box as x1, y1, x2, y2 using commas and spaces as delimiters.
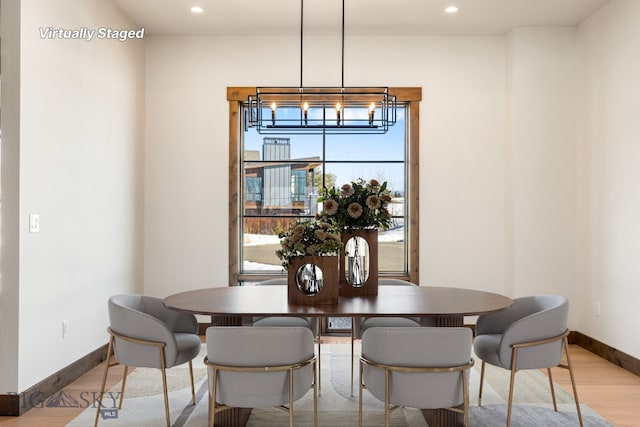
347, 202, 363, 219
340, 183, 355, 197
366, 195, 381, 209
323, 199, 339, 216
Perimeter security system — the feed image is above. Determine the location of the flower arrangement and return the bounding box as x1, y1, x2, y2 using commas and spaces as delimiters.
317, 178, 393, 230
275, 220, 343, 269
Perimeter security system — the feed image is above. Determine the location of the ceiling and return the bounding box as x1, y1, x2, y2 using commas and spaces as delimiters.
111, 0, 610, 36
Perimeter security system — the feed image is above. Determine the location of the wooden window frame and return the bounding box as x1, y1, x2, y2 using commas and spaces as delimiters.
227, 87, 421, 285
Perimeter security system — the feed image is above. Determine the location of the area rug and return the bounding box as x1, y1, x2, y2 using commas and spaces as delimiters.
68, 344, 613, 427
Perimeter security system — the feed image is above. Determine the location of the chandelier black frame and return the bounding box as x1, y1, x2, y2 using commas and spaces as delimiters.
246, 0, 397, 135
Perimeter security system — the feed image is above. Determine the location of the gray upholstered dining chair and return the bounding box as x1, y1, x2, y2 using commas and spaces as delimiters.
350, 279, 423, 395
474, 295, 584, 427
94, 294, 201, 427
205, 326, 317, 427
252, 278, 323, 390
359, 326, 474, 427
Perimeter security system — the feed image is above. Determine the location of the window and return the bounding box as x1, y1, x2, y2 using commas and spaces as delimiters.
291, 170, 307, 203
228, 87, 421, 285
245, 176, 262, 202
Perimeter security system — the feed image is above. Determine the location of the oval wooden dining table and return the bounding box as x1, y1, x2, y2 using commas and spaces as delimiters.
164, 285, 512, 427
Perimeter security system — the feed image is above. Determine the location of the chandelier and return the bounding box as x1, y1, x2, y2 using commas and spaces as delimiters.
246, 0, 397, 135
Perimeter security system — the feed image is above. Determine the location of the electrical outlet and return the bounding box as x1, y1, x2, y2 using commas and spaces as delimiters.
62, 320, 69, 338
595, 301, 601, 317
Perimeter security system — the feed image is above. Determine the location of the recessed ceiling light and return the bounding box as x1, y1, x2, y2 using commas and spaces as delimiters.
445, 5, 459, 14
190, 6, 204, 14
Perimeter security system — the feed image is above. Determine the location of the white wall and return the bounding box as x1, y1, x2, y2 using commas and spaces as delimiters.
408, 37, 507, 294
1, 0, 145, 392
143, 34, 508, 298
577, 0, 640, 358
505, 28, 578, 305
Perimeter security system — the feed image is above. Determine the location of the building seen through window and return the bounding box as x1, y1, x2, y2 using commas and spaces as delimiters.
239, 106, 409, 280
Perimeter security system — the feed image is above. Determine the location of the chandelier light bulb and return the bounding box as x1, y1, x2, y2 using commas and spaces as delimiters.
303, 102, 309, 126
369, 102, 375, 126
270, 102, 276, 126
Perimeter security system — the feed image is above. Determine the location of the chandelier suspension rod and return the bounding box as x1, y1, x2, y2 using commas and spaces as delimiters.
300, 0, 304, 88
341, 0, 345, 89
299, 0, 346, 89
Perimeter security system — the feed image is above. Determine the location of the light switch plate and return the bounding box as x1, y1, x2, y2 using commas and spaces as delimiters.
29, 214, 40, 233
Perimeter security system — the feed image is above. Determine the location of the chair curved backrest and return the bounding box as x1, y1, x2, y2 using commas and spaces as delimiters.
360, 326, 474, 426
354, 279, 417, 337
206, 326, 316, 408
349, 279, 422, 397
361, 326, 473, 410
252, 278, 323, 396
252, 278, 318, 335
476, 295, 568, 370
108, 294, 199, 368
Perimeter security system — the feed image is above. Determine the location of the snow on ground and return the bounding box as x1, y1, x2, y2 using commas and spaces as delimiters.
379, 226, 404, 242
243, 260, 282, 271
243, 225, 404, 246
244, 234, 280, 246
243, 226, 404, 273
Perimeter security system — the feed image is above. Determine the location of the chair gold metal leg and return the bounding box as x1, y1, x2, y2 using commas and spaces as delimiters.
289, 367, 294, 427
547, 367, 558, 411
358, 360, 364, 427
384, 368, 390, 427
351, 319, 355, 396
463, 369, 470, 427
564, 337, 584, 427
159, 347, 171, 427
507, 370, 517, 427
209, 367, 218, 427
313, 359, 318, 427
507, 348, 519, 427
160, 368, 170, 427
317, 336, 322, 394
118, 366, 129, 409
189, 360, 196, 405
94, 336, 114, 427
478, 360, 486, 406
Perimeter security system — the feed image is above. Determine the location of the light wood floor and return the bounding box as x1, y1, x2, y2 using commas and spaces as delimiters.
1, 341, 639, 426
